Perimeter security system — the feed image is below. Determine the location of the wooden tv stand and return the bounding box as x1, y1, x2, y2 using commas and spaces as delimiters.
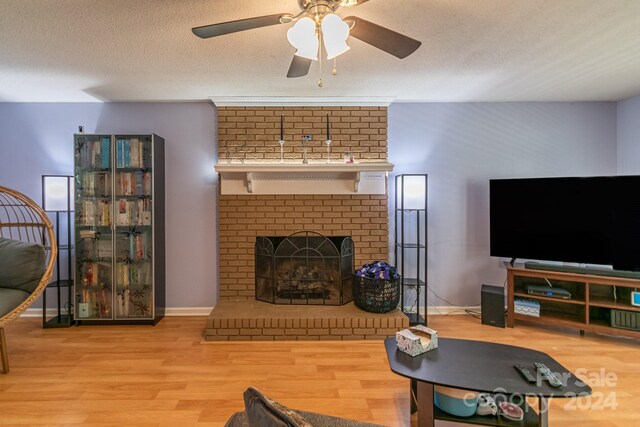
506, 263, 640, 339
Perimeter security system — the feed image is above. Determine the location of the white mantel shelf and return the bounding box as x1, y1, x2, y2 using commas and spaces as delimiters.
214, 162, 394, 195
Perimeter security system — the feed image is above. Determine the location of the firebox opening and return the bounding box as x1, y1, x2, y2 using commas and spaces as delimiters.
255, 231, 354, 306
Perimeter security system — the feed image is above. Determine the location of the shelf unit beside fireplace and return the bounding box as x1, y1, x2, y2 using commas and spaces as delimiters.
395, 174, 428, 326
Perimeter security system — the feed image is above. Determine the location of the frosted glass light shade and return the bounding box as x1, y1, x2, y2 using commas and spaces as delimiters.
43, 176, 73, 211
398, 175, 426, 210
287, 17, 319, 60
321, 14, 350, 59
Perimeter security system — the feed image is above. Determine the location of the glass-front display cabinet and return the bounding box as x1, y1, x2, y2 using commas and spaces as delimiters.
74, 134, 165, 324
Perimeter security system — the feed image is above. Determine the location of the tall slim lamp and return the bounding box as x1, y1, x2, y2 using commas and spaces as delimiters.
42, 175, 74, 327
394, 174, 428, 325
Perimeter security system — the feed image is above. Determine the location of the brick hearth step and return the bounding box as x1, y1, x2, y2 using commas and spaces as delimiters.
205, 300, 409, 341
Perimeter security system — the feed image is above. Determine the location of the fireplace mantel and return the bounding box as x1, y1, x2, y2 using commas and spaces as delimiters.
214, 162, 394, 195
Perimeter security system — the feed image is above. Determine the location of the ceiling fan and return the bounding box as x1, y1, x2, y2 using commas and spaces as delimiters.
192, 0, 422, 80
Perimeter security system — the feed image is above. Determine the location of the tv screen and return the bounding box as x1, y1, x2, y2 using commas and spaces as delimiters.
490, 176, 640, 271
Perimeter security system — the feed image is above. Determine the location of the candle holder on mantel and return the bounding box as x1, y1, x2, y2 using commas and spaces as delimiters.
325, 113, 332, 163
279, 114, 286, 163
301, 135, 311, 164
325, 139, 332, 163
279, 140, 285, 163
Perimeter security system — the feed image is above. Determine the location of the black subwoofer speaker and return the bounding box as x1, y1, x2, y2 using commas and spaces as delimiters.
481, 284, 505, 328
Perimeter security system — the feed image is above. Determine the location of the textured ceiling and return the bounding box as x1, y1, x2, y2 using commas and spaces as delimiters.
1, 0, 639, 102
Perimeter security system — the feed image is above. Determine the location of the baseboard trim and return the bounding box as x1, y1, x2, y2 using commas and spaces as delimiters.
23, 306, 476, 318
164, 307, 214, 316
22, 307, 215, 318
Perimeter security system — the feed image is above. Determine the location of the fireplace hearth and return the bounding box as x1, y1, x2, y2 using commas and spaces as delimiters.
255, 231, 354, 305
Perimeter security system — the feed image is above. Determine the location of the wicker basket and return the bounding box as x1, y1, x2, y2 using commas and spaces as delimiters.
353, 275, 400, 313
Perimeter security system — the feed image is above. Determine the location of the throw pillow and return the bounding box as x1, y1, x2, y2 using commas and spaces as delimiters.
243, 387, 312, 427
0, 237, 46, 293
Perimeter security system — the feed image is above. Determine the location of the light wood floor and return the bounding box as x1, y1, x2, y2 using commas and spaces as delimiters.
1, 315, 638, 426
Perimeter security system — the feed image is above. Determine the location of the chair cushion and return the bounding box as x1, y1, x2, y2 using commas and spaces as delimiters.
224, 411, 249, 427
0, 287, 30, 317
225, 409, 388, 427
296, 411, 387, 427
243, 387, 312, 427
0, 237, 46, 293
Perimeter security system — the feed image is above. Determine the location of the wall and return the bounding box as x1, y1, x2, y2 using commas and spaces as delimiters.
0, 101, 624, 310
388, 102, 618, 306
0, 102, 217, 310
217, 107, 388, 300
617, 96, 640, 175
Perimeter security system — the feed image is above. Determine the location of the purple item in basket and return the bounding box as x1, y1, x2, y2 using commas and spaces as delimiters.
356, 261, 400, 281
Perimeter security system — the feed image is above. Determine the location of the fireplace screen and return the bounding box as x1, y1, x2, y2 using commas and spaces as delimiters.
255, 232, 354, 305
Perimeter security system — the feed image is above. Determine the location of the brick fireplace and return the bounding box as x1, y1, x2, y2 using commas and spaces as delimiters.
205, 105, 408, 341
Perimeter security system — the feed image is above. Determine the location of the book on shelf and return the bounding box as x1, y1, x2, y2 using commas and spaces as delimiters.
130, 138, 141, 168
117, 199, 128, 225
80, 171, 111, 197
119, 171, 151, 196
115, 138, 148, 169
143, 172, 151, 195
119, 263, 130, 286
134, 170, 144, 195
97, 172, 109, 196
115, 198, 151, 226
97, 238, 112, 258
80, 172, 94, 196
100, 137, 110, 168
79, 229, 96, 239
85, 262, 99, 286
81, 200, 95, 225
100, 200, 111, 226
131, 265, 139, 284
124, 140, 131, 167
77, 137, 113, 169
116, 139, 124, 168
141, 199, 152, 225
116, 262, 150, 287
120, 172, 130, 195
142, 141, 152, 169
77, 139, 93, 168
122, 233, 147, 261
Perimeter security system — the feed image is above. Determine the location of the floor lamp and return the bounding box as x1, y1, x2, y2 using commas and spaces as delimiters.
42, 175, 74, 327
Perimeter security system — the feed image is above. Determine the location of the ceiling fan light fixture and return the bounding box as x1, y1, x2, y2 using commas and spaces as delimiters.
321, 13, 350, 60
287, 17, 319, 60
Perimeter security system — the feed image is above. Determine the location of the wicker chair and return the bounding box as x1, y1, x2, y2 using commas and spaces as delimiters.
0, 185, 56, 374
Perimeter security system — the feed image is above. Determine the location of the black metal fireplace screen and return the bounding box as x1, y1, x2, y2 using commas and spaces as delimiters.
255, 231, 354, 305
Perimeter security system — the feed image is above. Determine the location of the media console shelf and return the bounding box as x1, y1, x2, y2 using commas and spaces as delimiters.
506, 263, 640, 339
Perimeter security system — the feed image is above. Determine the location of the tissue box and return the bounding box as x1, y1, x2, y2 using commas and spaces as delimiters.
395, 325, 438, 356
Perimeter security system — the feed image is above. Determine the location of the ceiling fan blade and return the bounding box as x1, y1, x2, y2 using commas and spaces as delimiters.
344, 16, 421, 59
341, 0, 370, 6
287, 55, 312, 78
192, 14, 291, 39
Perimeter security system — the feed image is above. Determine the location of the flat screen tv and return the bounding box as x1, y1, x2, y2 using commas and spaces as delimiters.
490, 175, 640, 271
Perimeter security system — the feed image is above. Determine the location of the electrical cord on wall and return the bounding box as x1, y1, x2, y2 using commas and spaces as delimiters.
410, 295, 474, 318
428, 300, 480, 318
425, 287, 481, 319
406, 283, 484, 319
428, 286, 480, 309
